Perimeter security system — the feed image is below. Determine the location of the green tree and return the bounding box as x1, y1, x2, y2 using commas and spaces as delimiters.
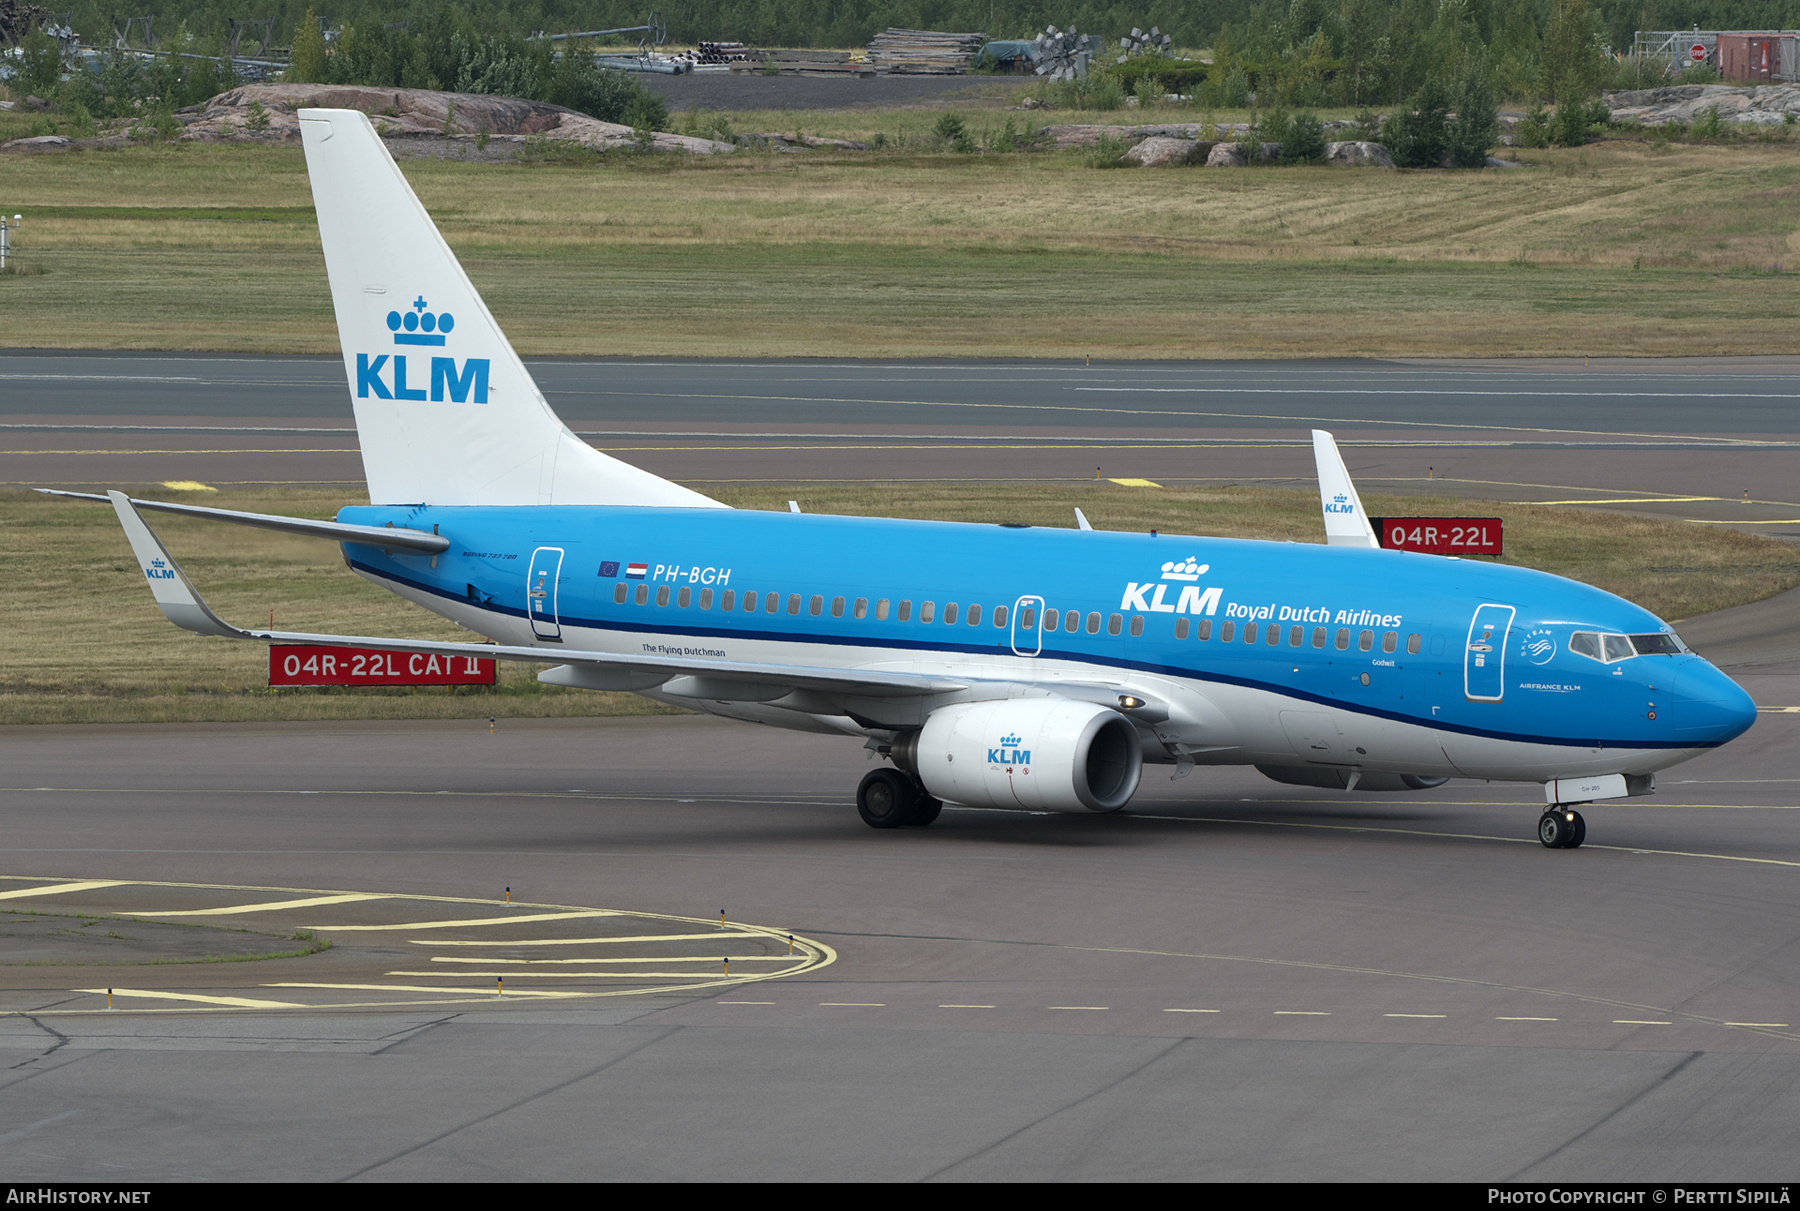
1445, 53, 1499, 166
1278, 110, 1328, 163
1541, 0, 1606, 103
15, 28, 65, 98
290, 9, 328, 84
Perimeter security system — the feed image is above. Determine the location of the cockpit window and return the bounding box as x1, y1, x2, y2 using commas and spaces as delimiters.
1570, 630, 1683, 663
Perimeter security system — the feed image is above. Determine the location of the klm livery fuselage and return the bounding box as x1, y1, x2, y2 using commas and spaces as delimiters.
336, 504, 1754, 781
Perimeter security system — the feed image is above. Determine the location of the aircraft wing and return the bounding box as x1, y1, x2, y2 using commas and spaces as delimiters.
44, 489, 449, 553
106, 491, 969, 699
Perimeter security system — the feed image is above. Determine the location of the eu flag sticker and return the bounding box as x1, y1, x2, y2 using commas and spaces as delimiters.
598, 561, 620, 578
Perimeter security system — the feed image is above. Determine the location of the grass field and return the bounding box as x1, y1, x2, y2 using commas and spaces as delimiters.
3, 482, 1791, 726
2, 135, 1798, 357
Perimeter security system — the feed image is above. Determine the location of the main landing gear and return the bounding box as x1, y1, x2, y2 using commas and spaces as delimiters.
1538, 807, 1587, 849
856, 768, 943, 829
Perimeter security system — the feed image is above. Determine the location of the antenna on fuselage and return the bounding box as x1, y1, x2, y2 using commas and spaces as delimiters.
1311, 429, 1380, 549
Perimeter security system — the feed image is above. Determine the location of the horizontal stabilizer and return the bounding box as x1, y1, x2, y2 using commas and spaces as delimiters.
1311, 429, 1380, 549
44, 489, 448, 553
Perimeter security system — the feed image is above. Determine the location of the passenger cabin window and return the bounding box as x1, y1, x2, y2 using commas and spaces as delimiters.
944, 603, 959, 625
614, 583, 627, 604
809, 595, 823, 616
1220, 620, 1234, 642
722, 590, 735, 611
1313, 627, 1326, 648
657, 586, 671, 607
678, 587, 691, 608
967, 604, 981, 626
1336, 628, 1349, 650
1108, 614, 1123, 636
1382, 631, 1397, 653
853, 598, 867, 619
768, 594, 781, 614
1197, 619, 1212, 641
1129, 615, 1144, 637
920, 602, 934, 623
635, 584, 649, 606
1044, 609, 1059, 632
1267, 626, 1280, 646
994, 605, 1008, 628
1244, 622, 1258, 644
1086, 612, 1101, 634
899, 600, 913, 622
831, 596, 845, 618
700, 588, 713, 610
1288, 626, 1302, 647
1176, 618, 1190, 640
1406, 633, 1421, 654
1013, 606, 1028, 629
788, 594, 802, 615
874, 598, 888, 620
1359, 630, 1374, 651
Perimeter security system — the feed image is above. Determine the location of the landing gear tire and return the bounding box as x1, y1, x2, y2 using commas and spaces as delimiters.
907, 787, 943, 828
857, 768, 916, 829
1538, 808, 1585, 849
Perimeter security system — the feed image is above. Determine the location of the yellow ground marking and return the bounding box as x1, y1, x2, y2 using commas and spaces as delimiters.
1687, 518, 1800, 525
1107, 477, 1161, 488
1756, 708, 1800, 713
159, 481, 217, 492
1049, 1005, 1109, 1011
0, 880, 127, 900
1723, 1022, 1790, 1028
268, 982, 583, 998
1527, 497, 1720, 505
1497, 1017, 1559, 1021
940, 1004, 994, 1009
386, 970, 734, 979
718, 1001, 775, 1005
427, 955, 800, 965
1163, 1008, 1221, 1014
819, 1002, 885, 1007
424, 933, 767, 947
77, 988, 304, 1009
314, 910, 622, 931
117, 893, 385, 917
1614, 1020, 1672, 1025
1385, 1013, 1448, 1018
1274, 1011, 1330, 1015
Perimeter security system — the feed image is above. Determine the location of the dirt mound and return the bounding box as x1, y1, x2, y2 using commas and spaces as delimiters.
178, 82, 735, 154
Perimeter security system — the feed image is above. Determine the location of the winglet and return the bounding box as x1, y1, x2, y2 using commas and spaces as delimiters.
1311, 430, 1380, 549
1074, 507, 1094, 531
107, 491, 254, 639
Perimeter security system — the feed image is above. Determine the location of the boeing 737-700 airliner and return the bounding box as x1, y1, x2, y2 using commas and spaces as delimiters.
59, 108, 1758, 848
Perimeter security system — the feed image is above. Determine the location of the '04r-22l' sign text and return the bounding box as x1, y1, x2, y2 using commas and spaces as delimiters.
269, 644, 497, 686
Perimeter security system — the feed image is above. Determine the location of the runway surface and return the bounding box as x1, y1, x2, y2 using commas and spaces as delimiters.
3, 696, 1799, 1181
6, 353, 1800, 531
4, 353, 1800, 1179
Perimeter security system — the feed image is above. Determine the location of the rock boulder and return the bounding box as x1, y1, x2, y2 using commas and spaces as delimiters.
1324, 140, 1395, 168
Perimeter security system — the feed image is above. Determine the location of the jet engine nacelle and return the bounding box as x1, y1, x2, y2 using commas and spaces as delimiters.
1255, 764, 1449, 792
903, 698, 1142, 813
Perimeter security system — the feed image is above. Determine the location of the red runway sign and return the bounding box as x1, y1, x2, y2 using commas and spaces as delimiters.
270, 644, 496, 687
1374, 517, 1503, 556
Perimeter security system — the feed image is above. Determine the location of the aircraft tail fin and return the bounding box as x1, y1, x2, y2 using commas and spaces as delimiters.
297, 108, 722, 510
1311, 429, 1380, 549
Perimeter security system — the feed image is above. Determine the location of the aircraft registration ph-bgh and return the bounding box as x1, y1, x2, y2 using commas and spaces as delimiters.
60, 108, 1758, 849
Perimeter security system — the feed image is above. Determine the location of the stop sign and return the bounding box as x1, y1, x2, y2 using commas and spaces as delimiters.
1691, 42, 1707, 61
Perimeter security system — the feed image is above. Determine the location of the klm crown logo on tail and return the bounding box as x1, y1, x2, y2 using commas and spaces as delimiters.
1325, 492, 1356, 516
357, 295, 490, 404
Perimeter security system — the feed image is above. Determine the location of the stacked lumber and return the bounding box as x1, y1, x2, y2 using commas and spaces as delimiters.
866, 28, 986, 73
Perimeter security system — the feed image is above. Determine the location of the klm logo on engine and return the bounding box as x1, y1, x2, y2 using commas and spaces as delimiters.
988, 733, 1031, 767
1120, 555, 1222, 615
357, 295, 489, 403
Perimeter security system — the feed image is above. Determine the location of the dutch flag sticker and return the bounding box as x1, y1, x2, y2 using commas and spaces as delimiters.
626, 563, 648, 579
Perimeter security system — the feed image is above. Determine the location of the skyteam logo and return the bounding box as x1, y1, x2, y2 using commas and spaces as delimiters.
144, 557, 177, 581
988, 733, 1031, 768
357, 293, 490, 404
1122, 555, 1221, 615
1325, 493, 1356, 516
1522, 628, 1557, 666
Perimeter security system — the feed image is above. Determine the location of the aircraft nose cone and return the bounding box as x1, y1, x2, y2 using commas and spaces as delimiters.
1673, 661, 1757, 745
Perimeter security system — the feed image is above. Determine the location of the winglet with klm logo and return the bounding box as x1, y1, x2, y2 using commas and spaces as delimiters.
106, 490, 254, 640
1311, 429, 1381, 549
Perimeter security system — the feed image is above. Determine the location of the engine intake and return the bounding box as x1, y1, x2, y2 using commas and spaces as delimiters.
902, 699, 1142, 813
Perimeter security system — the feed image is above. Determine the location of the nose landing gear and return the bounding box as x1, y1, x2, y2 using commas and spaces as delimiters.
1538, 807, 1587, 849
857, 768, 943, 829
